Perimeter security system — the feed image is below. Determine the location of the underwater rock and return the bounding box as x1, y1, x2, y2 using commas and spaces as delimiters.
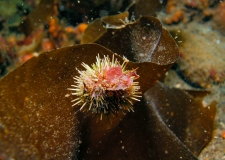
213, 1, 225, 35
174, 24, 225, 87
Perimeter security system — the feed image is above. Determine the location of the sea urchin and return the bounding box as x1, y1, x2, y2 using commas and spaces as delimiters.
68, 54, 141, 119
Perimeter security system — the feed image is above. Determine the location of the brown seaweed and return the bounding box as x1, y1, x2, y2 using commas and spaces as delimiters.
0, 42, 176, 159
82, 15, 179, 65
0, 13, 216, 160
127, 0, 167, 17
81, 12, 130, 44
101, 11, 130, 27
80, 18, 107, 44
78, 14, 216, 159
144, 83, 216, 156
80, 82, 216, 159
19, 0, 55, 35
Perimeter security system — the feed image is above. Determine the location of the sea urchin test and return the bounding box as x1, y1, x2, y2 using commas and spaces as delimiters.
68, 55, 141, 119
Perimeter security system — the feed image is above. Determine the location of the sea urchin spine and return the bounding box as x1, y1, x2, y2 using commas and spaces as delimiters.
68, 54, 141, 120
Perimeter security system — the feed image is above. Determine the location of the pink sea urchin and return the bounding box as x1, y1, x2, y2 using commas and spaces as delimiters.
68, 55, 141, 119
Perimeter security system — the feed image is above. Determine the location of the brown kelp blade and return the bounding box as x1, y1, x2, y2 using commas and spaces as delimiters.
144, 82, 216, 157
81, 18, 107, 44
19, 0, 55, 35
80, 15, 180, 158
101, 11, 129, 27
80, 82, 216, 159
81, 12, 130, 44
127, 0, 167, 17
0, 43, 177, 159
81, 16, 179, 90
82, 16, 179, 65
